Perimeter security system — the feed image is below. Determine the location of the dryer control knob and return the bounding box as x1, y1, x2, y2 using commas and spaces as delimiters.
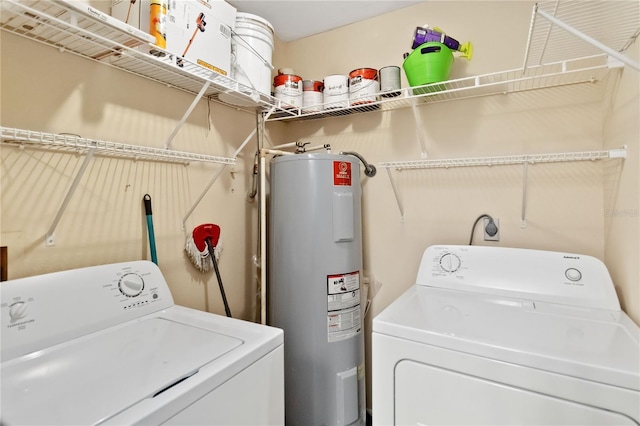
9, 301, 27, 321
118, 273, 145, 297
565, 268, 582, 282
439, 253, 461, 273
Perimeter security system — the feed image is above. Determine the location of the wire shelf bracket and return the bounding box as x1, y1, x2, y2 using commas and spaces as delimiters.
379, 147, 627, 221
1, 127, 237, 246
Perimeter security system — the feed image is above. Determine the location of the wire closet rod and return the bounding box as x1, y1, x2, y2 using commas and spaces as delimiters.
1, 127, 236, 165
379, 148, 627, 170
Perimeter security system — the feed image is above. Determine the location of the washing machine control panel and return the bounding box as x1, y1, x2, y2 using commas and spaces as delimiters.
417, 245, 620, 311
1, 261, 174, 360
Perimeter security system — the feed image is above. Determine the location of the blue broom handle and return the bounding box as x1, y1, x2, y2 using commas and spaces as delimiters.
143, 194, 158, 265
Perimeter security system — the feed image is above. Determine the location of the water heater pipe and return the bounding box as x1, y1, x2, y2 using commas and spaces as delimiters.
340, 151, 377, 177
259, 148, 295, 324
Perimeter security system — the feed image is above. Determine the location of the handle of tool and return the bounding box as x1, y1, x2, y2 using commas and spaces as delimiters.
143, 194, 158, 265
206, 237, 232, 318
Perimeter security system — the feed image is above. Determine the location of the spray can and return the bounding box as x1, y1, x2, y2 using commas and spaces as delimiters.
149, 0, 167, 56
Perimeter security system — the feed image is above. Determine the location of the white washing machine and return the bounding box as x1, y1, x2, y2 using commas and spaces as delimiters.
373, 245, 640, 425
1, 261, 284, 425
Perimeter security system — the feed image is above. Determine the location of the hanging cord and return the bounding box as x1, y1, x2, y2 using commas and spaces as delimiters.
469, 214, 497, 245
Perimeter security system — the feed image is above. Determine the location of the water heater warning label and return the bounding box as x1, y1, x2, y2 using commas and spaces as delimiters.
333, 161, 352, 186
327, 271, 361, 342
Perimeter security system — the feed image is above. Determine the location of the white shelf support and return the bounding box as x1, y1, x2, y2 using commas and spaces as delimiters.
165, 74, 214, 150
46, 147, 96, 246
410, 99, 428, 159
385, 168, 405, 221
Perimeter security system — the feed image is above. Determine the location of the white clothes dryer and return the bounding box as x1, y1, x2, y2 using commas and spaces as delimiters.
373, 245, 640, 425
1, 261, 284, 425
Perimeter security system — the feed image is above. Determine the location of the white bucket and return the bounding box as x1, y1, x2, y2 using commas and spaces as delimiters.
349, 68, 379, 105
323, 74, 349, 109
220, 13, 274, 106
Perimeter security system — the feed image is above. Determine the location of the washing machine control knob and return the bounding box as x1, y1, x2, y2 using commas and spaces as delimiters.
439, 253, 461, 273
9, 301, 27, 320
118, 273, 145, 297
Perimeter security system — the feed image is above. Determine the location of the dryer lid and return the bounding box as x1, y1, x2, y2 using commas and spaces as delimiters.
373, 285, 640, 391
1, 317, 243, 425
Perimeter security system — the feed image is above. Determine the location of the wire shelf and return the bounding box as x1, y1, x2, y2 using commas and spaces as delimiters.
379, 148, 627, 170
1, 1, 622, 125
524, 0, 640, 69
266, 55, 612, 122
0, 127, 236, 165
0, 0, 283, 113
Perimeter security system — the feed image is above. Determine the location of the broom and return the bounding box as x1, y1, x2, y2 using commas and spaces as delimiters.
185, 223, 232, 317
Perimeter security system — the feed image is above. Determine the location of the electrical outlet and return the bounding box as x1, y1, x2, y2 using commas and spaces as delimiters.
484, 218, 500, 241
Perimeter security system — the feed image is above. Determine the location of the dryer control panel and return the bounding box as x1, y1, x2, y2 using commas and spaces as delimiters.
1, 261, 174, 360
417, 245, 620, 311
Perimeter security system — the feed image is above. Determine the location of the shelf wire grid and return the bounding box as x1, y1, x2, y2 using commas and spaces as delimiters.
524, 0, 640, 69
379, 148, 626, 170
267, 55, 611, 122
0, 127, 237, 165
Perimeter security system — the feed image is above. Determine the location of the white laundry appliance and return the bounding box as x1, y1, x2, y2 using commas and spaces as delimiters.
372, 245, 640, 425
1, 261, 284, 425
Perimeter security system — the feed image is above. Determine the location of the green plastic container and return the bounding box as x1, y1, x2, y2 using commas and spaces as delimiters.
403, 42, 453, 94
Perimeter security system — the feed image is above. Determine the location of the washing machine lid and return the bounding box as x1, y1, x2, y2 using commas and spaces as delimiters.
373, 285, 640, 391
1, 316, 243, 425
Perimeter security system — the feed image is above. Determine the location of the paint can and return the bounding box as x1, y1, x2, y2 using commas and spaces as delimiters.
274, 74, 303, 108
323, 74, 349, 109
149, 0, 167, 56
348, 68, 379, 105
302, 80, 324, 113
379, 66, 401, 97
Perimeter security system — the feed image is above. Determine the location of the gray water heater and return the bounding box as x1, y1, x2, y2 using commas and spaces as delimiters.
269, 153, 365, 426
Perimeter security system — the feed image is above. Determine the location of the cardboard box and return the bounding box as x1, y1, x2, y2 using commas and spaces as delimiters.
166, 0, 236, 76
110, 0, 157, 55
110, 0, 236, 76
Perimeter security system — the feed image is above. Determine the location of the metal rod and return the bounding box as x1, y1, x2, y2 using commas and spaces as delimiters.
536, 7, 640, 72
521, 162, 529, 229
46, 147, 96, 246
260, 154, 267, 325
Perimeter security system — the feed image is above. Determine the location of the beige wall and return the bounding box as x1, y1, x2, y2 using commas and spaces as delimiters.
1, 0, 638, 414
0, 31, 264, 320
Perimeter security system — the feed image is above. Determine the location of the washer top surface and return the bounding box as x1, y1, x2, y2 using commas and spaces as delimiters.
373, 245, 640, 391
2, 315, 242, 425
